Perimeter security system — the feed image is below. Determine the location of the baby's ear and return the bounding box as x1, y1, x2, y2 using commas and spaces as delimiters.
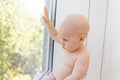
80, 35, 86, 41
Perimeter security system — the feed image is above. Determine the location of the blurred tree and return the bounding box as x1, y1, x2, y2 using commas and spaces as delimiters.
0, 0, 43, 80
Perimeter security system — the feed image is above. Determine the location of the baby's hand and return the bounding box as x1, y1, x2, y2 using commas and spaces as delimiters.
42, 7, 50, 25
41, 6, 60, 44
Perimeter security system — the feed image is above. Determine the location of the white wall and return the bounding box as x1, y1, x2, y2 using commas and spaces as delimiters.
101, 0, 120, 80
53, 0, 120, 80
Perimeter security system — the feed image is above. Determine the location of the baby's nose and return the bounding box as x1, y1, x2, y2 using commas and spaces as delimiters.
62, 46, 65, 49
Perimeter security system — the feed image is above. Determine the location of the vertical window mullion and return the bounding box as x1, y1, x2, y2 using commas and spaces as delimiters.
37, 0, 57, 80
44, 0, 57, 75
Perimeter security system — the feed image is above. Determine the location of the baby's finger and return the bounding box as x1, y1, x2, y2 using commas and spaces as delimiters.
44, 7, 49, 19
42, 16, 49, 24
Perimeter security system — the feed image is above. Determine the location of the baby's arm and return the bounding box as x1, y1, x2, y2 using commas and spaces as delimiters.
42, 75, 56, 80
42, 7, 62, 44
64, 55, 89, 80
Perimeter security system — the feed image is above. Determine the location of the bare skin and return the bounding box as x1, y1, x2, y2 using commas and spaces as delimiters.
42, 7, 90, 80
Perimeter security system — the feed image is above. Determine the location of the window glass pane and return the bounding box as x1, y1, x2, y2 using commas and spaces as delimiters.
0, 0, 45, 80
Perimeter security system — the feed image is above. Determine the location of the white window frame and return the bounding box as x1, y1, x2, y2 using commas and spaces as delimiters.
33, 0, 57, 80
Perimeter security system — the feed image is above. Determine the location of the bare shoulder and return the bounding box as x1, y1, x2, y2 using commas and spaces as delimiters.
72, 50, 90, 78
77, 50, 90, 65
74, 49, 90, 71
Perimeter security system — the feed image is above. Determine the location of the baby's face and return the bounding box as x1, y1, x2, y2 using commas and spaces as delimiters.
60, 33, 81, 53
58, 14, 89, 52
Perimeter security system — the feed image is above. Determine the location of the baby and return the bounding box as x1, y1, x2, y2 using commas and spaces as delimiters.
42, 7, 90, 80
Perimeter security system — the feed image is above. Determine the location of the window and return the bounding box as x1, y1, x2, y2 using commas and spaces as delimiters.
0, 0, 57, 80
34, 0, 57, 80
0, 0, 46, 80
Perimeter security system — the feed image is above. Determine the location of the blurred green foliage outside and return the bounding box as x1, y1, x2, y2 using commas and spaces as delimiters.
0, 0, 44, 80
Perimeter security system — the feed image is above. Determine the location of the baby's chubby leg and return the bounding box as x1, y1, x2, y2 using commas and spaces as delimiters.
42, 75, 56, 80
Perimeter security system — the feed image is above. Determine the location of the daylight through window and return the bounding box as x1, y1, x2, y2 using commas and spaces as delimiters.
0, 0, 45, 80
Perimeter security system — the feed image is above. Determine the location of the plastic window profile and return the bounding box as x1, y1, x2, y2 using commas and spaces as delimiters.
33, 0, 57, 80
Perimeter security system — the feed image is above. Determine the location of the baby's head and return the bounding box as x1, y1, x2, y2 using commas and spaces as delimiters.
58, 14, 89, 53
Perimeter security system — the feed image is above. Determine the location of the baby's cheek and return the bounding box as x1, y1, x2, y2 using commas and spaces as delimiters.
66, 44, 75, 50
